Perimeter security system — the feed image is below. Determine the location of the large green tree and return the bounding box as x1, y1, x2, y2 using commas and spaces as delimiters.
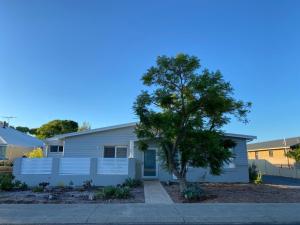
36, 120, 78, 139
134, 54, 251, 191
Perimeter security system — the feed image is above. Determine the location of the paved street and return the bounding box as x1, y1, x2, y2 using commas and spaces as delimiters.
1, 203, 300, 224
263, 175, 300, 186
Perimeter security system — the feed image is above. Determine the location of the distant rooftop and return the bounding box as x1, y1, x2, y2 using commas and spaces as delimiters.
248, 136, 300, 151
0, 121, 44, 147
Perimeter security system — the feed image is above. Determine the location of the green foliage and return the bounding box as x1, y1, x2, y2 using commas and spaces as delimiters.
123, 178, 142, 188
0, 174, 14, 191
249, 164, 263, 184
286, 147, 300, 162
182, 184, 204, 201
83, 180, 93, 190
26, 148, 43, 158
15, 126, 30, 133
133, 54, 251, 189
78, 121, 91, 131
36, 120, 78, 139
95, 186, 131, 199
32, 186, 44, 193
14, 180, 28, 191
0, 174, 28, 191
39, 182, 49, 189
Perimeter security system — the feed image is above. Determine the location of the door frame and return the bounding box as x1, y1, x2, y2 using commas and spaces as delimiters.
142, 148, 158, 179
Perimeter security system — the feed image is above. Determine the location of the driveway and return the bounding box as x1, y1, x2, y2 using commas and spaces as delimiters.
263, 175, 300, 186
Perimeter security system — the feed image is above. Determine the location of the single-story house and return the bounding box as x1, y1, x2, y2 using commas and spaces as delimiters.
247, 136, 300, 167
39, 122, 255, 183
0, 122, 44, 161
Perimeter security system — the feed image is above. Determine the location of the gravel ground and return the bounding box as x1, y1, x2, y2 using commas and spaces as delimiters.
162, 182, 300, 203
0, 186, 145, 204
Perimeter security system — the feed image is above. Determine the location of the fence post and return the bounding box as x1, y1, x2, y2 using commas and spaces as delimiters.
13, 158, 22, 176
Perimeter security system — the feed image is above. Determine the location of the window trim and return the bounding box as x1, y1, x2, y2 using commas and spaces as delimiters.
103, 145, 128, 158
0, 145, 7, 160
269, 150, 273, 158
224, 147, 235, 169
49, 145, 64, 153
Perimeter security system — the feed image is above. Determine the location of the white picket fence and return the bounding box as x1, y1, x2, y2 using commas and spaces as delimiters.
21, 157, 128, 175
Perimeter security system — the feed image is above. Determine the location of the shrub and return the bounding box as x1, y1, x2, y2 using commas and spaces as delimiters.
32, 186, 44, 193
57, 181, 65, 188
14, 180, 28, 191
39, 182, 50, 189
123, 178, 142, 188
83, 180, 93, 190
26, 148, 43, 158
249, 164, 263, 184
95, 186, 131, 199
0, 174, 14, 191
182, 184, 204, 201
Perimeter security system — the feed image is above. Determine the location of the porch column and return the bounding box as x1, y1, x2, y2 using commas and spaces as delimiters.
129, 140, 134, 158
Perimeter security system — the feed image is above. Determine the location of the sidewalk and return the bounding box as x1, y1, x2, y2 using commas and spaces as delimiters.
144, 180, 173, 204
1, 203, 300, 224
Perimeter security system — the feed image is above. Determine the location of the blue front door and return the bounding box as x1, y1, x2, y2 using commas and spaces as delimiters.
143, 149, 157, 177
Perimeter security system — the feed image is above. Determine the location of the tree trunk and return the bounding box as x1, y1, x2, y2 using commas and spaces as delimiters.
178, 176, 187, 192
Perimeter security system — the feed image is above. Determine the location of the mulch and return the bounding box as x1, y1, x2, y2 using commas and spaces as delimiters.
162, 182, 300, 203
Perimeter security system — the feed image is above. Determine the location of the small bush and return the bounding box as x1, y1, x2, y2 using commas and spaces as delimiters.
95, 186, 131, 199
123, 178, 142, 188
249, 164, 263, 184
57, 181, 65, 188
32, 186, 44, 193
0, 174, 14, 191
14, 180, 28, 191
26, 148, 43, 158
83, 180, 93, 190
39, 182, 50, 189
182, 184, 204, 201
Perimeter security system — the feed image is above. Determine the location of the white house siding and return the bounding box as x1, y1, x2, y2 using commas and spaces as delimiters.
46, 139, 64, 158
63, 126, 137, 158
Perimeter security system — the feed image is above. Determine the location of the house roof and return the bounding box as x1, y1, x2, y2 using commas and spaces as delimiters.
247, 136, 300, 151
45, 122, 256, 142
0, 123, 44, 147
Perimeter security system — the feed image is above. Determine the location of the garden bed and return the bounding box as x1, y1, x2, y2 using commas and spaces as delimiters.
0, 185, 144, 204
162, 182, 300, 203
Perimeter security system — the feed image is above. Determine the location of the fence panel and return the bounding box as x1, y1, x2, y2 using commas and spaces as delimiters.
97, 158, 128, 175
59, 158, 90, 175
21, 158, 52, 174
249, 159, 300, 178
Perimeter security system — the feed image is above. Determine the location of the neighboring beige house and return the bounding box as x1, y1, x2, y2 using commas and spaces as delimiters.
0, 122, 44, 161
247, 136, 300, 167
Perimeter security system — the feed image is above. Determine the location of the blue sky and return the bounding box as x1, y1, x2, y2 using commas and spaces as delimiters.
0, 0, 299, 142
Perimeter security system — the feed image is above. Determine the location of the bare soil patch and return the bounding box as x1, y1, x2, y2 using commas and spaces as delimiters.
0, 186, 144, 204
162, 182, 300, 203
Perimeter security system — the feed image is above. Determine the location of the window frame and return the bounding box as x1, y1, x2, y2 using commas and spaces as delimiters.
255, 151, 259, 160
269, 150, 273, 158
103, 145, 128, 158
49, 145, 64, 153
223, 147, 235, 169
0, 145, 7, 160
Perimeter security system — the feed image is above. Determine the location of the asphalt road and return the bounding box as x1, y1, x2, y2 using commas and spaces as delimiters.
263, 175, 300, 186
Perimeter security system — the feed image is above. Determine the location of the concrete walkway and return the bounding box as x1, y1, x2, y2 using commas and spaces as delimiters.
1, 203, 300, 224
144, 180, 173, 204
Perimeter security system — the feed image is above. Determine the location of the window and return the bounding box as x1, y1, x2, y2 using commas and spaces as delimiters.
224, 148, 235, 169
269, 150, 273, 157
0, 146, 7, 160
50, 145, 63, 153
103, 146, 127, 158
255, 151, 259, 160
103, 146, 115, 158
